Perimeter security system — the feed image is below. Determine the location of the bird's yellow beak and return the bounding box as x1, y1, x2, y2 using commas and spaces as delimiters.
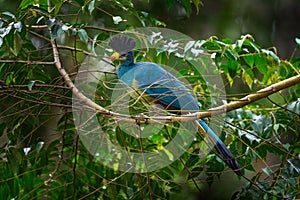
110, 52, 120, 61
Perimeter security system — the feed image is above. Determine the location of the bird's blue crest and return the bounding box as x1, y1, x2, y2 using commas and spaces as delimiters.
109, 36, 136, 54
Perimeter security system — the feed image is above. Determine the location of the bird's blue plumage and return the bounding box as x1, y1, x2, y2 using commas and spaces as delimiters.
111, 37, 242, 176
118, 61, 199, 111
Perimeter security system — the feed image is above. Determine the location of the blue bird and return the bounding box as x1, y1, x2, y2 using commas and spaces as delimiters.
109, 36, 242, 176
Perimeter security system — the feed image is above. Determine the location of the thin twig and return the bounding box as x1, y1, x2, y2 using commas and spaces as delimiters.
0, 59, 55, 65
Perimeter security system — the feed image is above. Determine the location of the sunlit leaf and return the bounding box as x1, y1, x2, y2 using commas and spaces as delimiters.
112, 16, 123, 25
295, 37, 300, 46
23, 147, 31, 155
61, 25, 69, 31
273, 123, 279, 132
225, 48, 238, 60
27, 80, 35, 90
226, 73, 233, 87
184, 40, 195, 53
262, 49, 279, 62
287, 159, 300, 173
192, 0, 203, 14
262, 167, 272, 177
238, 130, 261, 143
13, 21, 22, 32
36, 141, 44, 153
242, 67, 254, 89
88, 0, 95, 14
2, 11, 16, 20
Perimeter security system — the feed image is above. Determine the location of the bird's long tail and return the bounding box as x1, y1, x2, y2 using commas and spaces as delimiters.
196, 120, 242, 176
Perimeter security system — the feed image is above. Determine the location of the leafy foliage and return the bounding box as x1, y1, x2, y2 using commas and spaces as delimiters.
0, 0, 299, 199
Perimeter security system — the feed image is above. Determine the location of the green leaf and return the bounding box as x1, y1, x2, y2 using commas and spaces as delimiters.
225, 48, 238, 60
12, 33, 22, 56
19, 0, 35, 9
273, 124, 279, 132
226, 73, 233, 87
2, 11, 16, 20
5, 27, 14, 50
180, 0, 192, 16
283, 143, 290, 150
250, 41, 260, 52
242, 66, 254, 89
162, 148, 174, 161
261, 49, 279, 62
88, 0, 95, 14
262, 167, 272, 177
228, 59, 238, 70
36, 141, 44, 153
254, 55, 267, 74
27, 80, 35, 91
78, 28, 88, 44
54, 0, 64, 15
287, 159, 300, 173
165, 0, 176, 8
243, 55, 254, 67
192, 0, 203, 14
13, 22, 22, 32
184, 41, 195, 53
5, 72, 15, 85
236, 34, 253, 49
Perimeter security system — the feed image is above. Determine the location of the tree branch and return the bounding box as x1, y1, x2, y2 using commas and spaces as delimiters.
199, 74, 300, 117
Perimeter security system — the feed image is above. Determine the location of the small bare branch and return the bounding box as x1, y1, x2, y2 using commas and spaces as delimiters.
0, 59, 55, 65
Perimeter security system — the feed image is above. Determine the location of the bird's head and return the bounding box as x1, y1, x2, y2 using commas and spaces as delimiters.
109, 36, 136, 65
110, 52, 129, 61
110, 51, 134, 66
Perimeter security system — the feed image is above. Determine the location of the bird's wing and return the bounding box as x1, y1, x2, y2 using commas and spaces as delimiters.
131, 62, 199, 112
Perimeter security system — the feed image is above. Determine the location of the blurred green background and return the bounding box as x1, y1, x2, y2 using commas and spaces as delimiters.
138, 0, 300, 58
0, 1, 299, 199
1, 0, 298, 58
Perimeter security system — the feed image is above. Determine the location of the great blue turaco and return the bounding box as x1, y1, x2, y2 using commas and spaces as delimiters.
109, 36, 242, 176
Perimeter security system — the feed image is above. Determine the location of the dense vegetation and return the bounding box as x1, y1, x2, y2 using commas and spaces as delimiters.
0, 0, 299, 199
